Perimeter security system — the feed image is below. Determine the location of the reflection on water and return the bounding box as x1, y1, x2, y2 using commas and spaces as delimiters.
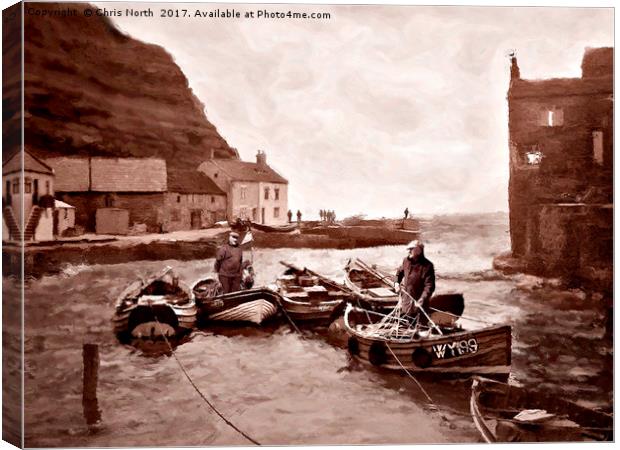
16, 213, 612, 446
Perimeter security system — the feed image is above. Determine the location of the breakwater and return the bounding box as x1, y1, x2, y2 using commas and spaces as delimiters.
3, 226, 420, 278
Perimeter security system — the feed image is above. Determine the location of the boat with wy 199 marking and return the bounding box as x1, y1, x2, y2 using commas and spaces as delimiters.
344, 303, 511, 376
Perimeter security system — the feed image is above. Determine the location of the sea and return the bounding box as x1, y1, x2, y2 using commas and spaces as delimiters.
8, 213, 612, 446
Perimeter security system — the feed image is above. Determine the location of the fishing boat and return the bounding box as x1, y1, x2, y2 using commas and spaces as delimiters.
344, 258, 400, 310
112, 266, 197, 339
344, 258, 465, 321
470, 377, 613, 442
193, 278, 281, 324
275, 261, 356, 323
250, 222, 298, 233
344, 304, 511, 376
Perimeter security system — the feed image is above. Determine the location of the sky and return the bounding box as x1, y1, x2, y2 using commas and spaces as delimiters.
105, 1, 613, 219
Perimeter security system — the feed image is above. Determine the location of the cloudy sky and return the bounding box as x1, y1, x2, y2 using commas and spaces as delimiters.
107, 2, 613, 218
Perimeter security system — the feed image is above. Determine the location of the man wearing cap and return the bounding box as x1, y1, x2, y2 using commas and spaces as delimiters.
394, 240, 435, 319
214, 231, 250, 294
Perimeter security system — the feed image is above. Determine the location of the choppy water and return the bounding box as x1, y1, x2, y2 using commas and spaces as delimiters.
12, 213, 612, 446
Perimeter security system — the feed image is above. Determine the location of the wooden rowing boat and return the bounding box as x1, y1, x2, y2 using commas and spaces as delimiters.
250, 222, 298, 233
112, 266, 197, 339
193, 278, 280, 325
275, 261, 356, 323
470, 376, 613, 442
344, 304, 511, 376
344, 258, 400, 310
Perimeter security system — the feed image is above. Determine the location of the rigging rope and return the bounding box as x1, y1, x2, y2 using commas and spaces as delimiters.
148, 304, 261, 446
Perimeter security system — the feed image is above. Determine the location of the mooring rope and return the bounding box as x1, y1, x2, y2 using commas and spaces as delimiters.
384, 344, 451, 422
354, 287, 453, 425
148, 304, 261, 446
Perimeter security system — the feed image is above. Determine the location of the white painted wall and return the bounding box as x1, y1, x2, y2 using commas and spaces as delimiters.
3, 216, 10, 241
34, 208, 54, 242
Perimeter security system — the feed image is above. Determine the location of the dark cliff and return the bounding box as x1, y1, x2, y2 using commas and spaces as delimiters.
13, 2, 236, 169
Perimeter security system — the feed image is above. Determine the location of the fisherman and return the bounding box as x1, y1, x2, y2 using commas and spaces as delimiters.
296, 210, 302, 223
404, 207, 409, 220
394, 240, 435, 322
214, 231, 252, 294
287, 209, 293, 223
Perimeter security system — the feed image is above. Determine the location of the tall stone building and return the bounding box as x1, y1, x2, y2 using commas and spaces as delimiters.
506, 47, 613, 291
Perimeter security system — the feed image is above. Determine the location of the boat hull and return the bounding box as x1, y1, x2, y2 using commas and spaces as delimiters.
344, 306, 511, 375
279, 295, 344, 322
470, 377, 613, 442
194, 285, 282, 325
251, 222, 298, 233
112, 267, 197, 339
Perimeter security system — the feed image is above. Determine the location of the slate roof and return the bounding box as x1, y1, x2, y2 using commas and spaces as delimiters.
211, 159, 288, 184
167, 169, 226, 195
3, 150, 54, 175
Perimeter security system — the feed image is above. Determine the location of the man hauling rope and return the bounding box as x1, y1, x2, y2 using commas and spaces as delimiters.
394, 240, 435, 325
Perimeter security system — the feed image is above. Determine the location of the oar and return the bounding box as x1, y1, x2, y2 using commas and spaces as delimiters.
354, 258, 397, 290
279, 261, 352, 294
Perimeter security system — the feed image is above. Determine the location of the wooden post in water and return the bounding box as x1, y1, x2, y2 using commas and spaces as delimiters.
82, 343, 102, 429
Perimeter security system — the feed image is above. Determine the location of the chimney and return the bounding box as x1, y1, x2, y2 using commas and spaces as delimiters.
510, 55, 520, 81
256, 150, 267, 166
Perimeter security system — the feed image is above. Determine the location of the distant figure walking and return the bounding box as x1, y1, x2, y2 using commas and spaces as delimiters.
404, 207, 409, 220
287, 209, 293, 223
296, 210, 302, 224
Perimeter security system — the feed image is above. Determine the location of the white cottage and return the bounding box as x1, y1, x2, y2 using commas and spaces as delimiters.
2, 150, 75, 242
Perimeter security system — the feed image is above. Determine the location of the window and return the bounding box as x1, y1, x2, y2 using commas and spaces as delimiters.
525, 151, 543, 165
593, 131, 604, 165
264, 187, 270, 200
240, 186, 247, 200
12, 179, 18, 194
211, 196, 215, 203
105, 194, 114, 207
25, 178, 32, 194
541, 107, 564, 127
45, 180, 51, 195
274, 207, 280, 218
177, 195, 181, 203
274, 188, 280, 201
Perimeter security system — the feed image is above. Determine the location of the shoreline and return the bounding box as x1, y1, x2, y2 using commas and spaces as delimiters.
2, 225, 421, 278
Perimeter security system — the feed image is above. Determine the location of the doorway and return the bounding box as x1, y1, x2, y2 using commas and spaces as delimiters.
190, 210, 201, 230
5, 180, 11, 206
33, 179, 39, 205
261, 208, 265, 224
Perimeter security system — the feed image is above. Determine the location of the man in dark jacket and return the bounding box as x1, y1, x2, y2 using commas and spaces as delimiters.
214, 231, 250, 294
395, 240, 435, 318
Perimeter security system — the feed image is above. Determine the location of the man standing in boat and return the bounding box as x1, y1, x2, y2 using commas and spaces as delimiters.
394, 240, 435, 321
214, 231, 252, 294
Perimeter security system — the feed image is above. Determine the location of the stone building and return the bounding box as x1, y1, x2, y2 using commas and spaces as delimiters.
46, 157, 226, 233
506, 47, 613, 291
199, 151, 289, 225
